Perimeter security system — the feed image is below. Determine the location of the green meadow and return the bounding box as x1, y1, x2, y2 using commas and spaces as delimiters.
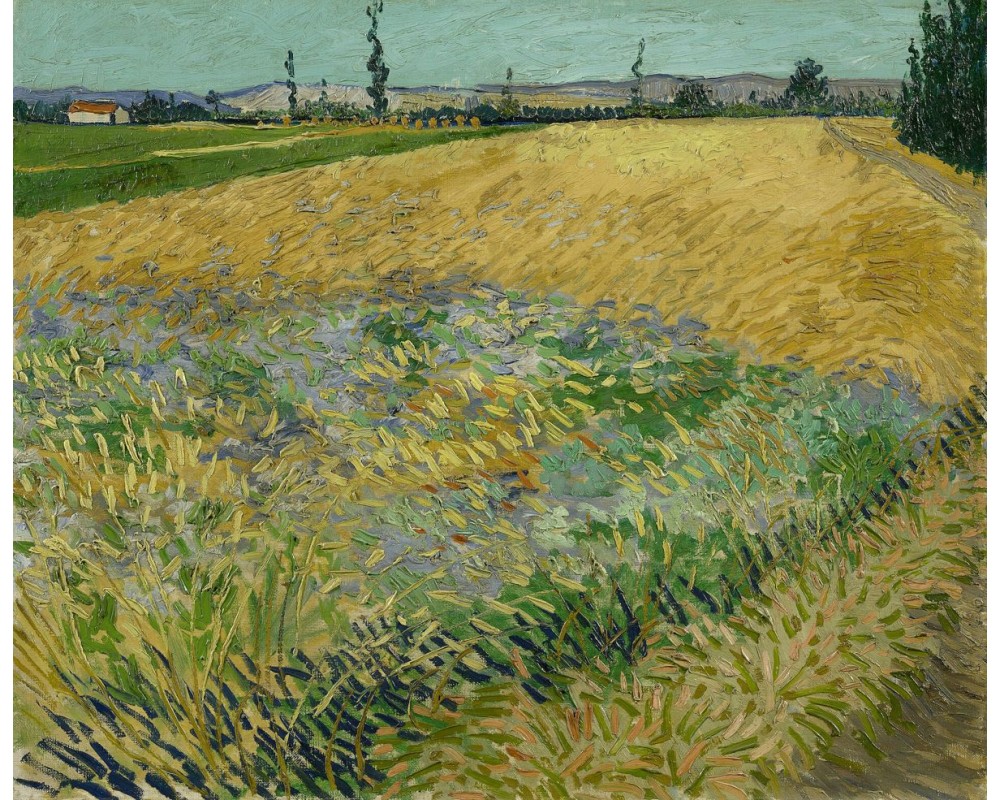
13, 122, 536, 217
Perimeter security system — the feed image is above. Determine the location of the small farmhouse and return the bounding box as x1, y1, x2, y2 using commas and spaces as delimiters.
67, 100, 130, 125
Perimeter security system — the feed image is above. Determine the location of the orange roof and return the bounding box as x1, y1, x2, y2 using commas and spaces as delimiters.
68, 100, 120, 114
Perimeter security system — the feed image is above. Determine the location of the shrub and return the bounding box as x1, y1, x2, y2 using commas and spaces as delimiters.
673, 82, 715, 113
784, 58, 830, 109
129, 91, 211, 123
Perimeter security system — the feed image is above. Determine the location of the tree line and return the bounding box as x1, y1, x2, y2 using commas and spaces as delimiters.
489, 58, 897, 121
13, 92, 215, 124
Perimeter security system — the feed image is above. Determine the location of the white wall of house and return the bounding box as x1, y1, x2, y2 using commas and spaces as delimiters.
68, 111, 113, 124
113, 107, 130, 124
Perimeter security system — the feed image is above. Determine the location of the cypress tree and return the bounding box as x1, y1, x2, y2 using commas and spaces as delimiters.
630, 39, 645, 107
284, 50, 297, 111
366, 2, 390, 117
896, 0, 985, 174
498, 67, 519, 119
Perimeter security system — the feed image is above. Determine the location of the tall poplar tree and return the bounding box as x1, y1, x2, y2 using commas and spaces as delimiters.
366, 2, 390, 117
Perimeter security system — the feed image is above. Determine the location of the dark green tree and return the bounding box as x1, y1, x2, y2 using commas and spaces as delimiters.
130, 91, 170, 123
13, 99, 29, 122
673, 82, 713, 112
205, 89, 220, 118
896, 0, 985, 175
284, 50, 298, 111
129, 91, 209, 123
784, 58, 829, 108
366, 1, 390, 117
630, 38, 645, 107
498, 67, 519, 119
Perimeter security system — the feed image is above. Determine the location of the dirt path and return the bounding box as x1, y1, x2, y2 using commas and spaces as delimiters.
776, 441, 987, 800
824, 119, 986, 239
148, 125, 376, 158
13, 125, 381, 173
780, 568, 986, 800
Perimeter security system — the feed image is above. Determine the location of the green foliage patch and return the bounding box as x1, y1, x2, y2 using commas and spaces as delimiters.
13, 123, 539, 216
12, 274, 982, 798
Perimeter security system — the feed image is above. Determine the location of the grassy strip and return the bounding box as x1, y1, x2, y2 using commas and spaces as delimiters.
14, 121, 309, 168
13, 124, 540, 217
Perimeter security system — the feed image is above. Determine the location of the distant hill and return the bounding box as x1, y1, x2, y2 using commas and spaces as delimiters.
16, 73, 903, 115
218, 81, 482, 113
222, 74, 903, 112
472, 73, 902, 108
218, 82, 371, 112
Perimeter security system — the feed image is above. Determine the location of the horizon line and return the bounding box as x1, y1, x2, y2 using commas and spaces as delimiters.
14, 71, 906, 95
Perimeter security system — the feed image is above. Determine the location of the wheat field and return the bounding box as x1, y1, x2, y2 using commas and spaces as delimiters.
14, 118, 983, 405
13, 117, 986, 798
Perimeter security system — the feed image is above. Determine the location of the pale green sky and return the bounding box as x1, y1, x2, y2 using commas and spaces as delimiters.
14, 0, 930, 92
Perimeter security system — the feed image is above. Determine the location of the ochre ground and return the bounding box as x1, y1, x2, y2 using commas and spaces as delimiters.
833, 117, 986, 195
14, 117, 984, 404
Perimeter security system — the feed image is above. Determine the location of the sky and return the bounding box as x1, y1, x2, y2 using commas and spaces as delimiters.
13, 0, 931, 92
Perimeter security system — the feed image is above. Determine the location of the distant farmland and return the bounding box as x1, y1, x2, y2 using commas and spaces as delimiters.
13, 120, 535, 216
